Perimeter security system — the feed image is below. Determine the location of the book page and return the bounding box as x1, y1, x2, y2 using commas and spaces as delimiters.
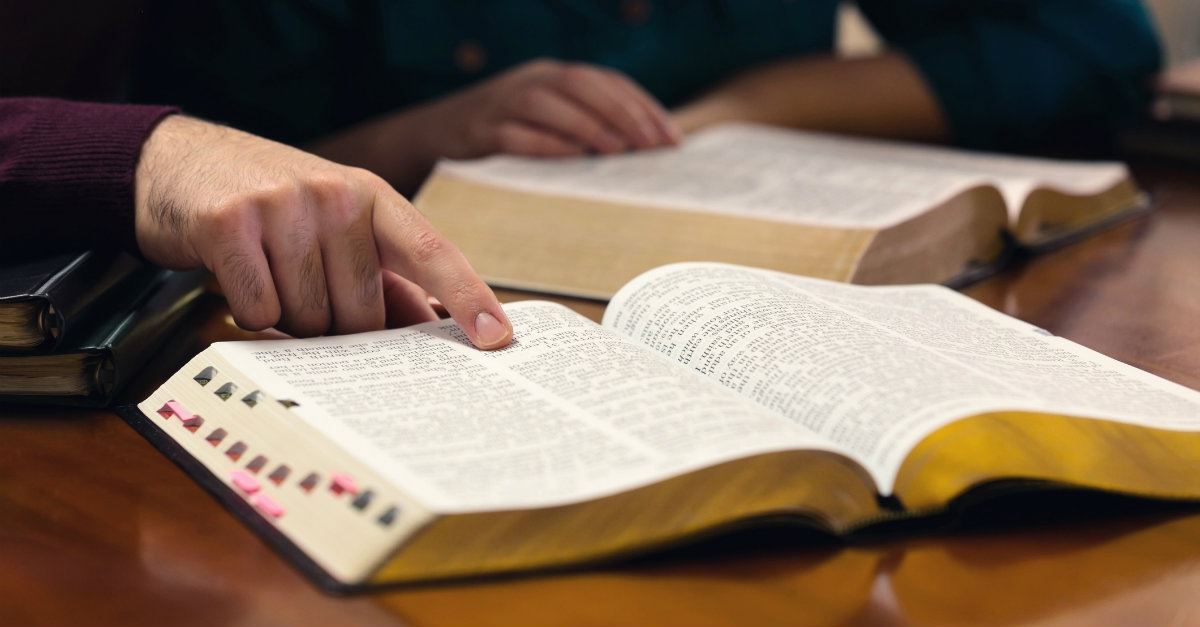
211, 302, 844, 513
436, 123, 1128, 228
604, 263, 1200, 492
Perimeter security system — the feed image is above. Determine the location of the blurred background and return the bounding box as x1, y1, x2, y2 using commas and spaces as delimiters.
1144, 0, 1200, 65
837, 0, 1200, 161
838, 0, 1199, 65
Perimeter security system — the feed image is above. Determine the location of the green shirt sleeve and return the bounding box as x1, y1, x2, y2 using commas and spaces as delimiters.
857, 0, 1163, 149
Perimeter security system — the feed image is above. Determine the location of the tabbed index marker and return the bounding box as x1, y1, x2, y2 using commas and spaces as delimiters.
251, 493, 285, 519
214, 381, 238, 401
330, 473, 359, 496
193, 366, 217, 386
231, 470, 261, 494
158, 400, 201, 427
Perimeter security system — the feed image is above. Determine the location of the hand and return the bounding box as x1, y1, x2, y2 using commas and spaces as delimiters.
133, 115, 513, 349
310, 59, 682, 193
413, 59, 681, 159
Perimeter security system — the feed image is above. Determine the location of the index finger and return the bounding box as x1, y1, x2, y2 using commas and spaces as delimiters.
370, 187, 513, 350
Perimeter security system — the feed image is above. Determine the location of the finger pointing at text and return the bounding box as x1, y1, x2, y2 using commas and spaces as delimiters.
133, 115, 512, 349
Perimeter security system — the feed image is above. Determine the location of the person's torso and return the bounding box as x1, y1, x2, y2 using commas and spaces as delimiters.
135, 0, 841, 143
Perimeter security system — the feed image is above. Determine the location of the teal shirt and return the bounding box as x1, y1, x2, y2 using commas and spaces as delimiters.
133, 0, 1161, 151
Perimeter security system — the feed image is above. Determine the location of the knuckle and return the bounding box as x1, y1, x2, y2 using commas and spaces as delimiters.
516, 86, 546, 112
600, 66, 636, 88
523, 57, 561, 75
445, 278, 483, 307
408, 228, 449, 266
206, 198, 255, 234
558, 64, 593, 88
601, 66, 630, 81
381, 188, 418, 219
304, 172, 353, 201
235, 303, 279, 332
218, 263, 278, 331
309, 176, 364, 230
277, 312, 331, 338
342, 166, 386, 191
231, 310, 275, 333
257, 179, 304, 209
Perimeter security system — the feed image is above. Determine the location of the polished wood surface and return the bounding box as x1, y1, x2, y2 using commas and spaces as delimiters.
2, 163, 1200, 627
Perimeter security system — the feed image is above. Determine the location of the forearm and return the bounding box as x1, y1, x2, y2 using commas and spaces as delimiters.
0, 98, 177, 258
673, 53, 948, 142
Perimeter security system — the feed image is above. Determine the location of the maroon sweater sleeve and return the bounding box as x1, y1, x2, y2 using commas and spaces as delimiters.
0, 98, 178, 258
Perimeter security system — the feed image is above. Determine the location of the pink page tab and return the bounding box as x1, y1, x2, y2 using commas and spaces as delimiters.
231, 470, 261, 494
251, 493, 285, 519
330, 472, 359, 496
159, 400, 202, 426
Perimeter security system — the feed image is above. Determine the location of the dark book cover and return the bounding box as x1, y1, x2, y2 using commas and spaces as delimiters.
0, 250, 159, 353
0, 269, 207, 406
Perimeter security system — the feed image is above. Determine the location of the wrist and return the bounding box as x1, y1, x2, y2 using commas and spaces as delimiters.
134, 115, 174, 228
133, 114, 212, 266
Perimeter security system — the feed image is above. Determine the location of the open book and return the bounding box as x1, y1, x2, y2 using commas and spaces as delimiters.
129, 263, 1200, 589
417, 123, 1145, 298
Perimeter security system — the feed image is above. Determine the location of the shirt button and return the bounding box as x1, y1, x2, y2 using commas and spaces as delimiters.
621, 0, 652, 25
455, 40, 487, 73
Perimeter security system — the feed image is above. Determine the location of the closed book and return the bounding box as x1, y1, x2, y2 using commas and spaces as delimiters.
0, 269, 206, 406
0, 250, 158, 353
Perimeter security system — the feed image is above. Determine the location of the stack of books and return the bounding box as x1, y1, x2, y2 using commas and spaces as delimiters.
0, 251, 205, 406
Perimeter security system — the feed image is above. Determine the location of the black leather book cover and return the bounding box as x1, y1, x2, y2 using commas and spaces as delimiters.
0, 250, 158, 353
0, 269, 206, 406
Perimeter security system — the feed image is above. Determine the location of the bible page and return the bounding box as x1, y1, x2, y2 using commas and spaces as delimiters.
604, 263, 1200, 493
211, 302, 846, 514
436, 123, 1127, 228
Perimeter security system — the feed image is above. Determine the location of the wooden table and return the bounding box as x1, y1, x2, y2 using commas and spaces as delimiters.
3, 162, 1200, 627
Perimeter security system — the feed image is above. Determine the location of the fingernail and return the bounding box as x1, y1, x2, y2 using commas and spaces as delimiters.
474, 311, 510, 347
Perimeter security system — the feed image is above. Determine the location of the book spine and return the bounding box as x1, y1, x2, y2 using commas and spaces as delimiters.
95, 270, 207, 403
20, 251, 152, 353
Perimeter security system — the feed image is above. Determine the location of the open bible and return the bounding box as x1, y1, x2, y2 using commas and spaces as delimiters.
129, 263, 1200, 588
417, 123, 1146, 298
